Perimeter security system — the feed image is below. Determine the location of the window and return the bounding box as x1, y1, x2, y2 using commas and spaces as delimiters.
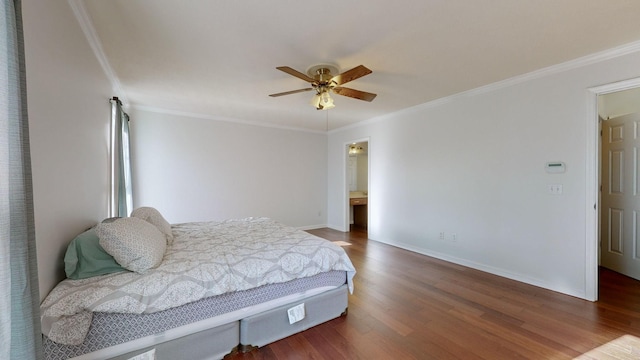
109, 97, 132, 217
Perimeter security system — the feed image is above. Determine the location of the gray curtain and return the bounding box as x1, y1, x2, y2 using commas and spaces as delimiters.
0, 0, 44, 359
110, 98, 132, 217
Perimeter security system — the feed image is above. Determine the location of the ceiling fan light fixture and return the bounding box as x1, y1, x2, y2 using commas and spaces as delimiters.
321, 101, 335, 110
320, 90, 334, 109
309, 88, 334, 110
310, 93, 322, 109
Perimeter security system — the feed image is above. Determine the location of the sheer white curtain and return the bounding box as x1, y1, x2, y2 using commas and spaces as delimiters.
110, 97, 133, 217
0, 0, 44, 358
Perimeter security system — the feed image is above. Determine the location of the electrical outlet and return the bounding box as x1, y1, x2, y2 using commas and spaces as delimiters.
451, 233, 457, 242
439, 232, 445, 240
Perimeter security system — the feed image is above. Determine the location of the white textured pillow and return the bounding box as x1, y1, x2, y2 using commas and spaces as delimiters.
131, 206, 174, 244
96, 217, 166, 273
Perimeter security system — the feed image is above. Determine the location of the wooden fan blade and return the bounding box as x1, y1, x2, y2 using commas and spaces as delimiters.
331, 65, 372, 86
332, 87, 377, 102
269, 88, 314, 97
276, 66, 317, 83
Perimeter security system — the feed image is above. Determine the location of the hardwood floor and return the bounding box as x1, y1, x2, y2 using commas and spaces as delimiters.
225, 228, 640, 359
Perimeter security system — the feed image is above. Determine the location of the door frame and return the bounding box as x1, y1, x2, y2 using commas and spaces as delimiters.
587, 77, 640, 301
344, 137, 371, 232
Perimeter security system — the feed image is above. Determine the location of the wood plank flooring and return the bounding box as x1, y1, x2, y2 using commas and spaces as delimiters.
225, 228, 640, 359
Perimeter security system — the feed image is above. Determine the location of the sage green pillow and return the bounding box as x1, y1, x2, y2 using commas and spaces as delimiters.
64, 228, 127, 279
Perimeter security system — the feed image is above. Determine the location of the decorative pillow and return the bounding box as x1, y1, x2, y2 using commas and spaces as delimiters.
64, 227, 127, 279
96, 217, 166, 274
131, 206, 174, 244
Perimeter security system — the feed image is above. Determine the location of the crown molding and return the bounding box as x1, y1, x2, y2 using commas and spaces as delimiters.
463, 40, 640, 98
67, 0, 127, 103
131, 105, 327, 134
332, 40, 640, 133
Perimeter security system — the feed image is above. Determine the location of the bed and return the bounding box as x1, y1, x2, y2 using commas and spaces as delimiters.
40, 210, 356, 360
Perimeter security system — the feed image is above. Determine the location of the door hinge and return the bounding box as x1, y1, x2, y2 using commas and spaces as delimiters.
594, 203, 597, 210
600, 130, 603, 136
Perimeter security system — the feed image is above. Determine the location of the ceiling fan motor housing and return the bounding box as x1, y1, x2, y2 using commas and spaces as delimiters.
314, 68, 334, 83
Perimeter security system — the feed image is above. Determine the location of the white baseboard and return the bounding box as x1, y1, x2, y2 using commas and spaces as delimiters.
373, 238, 588, 301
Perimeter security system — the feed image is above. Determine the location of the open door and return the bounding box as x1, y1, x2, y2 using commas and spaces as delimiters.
601, 113, 640, 280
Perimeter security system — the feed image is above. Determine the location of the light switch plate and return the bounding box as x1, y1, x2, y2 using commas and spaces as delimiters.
548, 184, 563, 195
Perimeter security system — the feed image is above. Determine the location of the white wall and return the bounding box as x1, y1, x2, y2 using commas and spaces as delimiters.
328, 49, 640, 300
356, 154, 368, 191
129, 109, 328, 228
22, 1, 114, 299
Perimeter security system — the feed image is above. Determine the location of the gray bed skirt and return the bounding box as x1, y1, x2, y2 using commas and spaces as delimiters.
240, 284, 348, 349
43, 271, 348, 360
113, 285, 349, 360
109, 321, 239, 360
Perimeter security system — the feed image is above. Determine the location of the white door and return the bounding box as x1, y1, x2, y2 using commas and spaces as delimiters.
601, 113, 640, 280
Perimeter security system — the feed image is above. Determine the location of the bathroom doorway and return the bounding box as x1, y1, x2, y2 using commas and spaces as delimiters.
346, 140, 369, 233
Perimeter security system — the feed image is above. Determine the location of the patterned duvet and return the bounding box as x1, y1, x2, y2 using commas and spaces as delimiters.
40, 217, 356, 346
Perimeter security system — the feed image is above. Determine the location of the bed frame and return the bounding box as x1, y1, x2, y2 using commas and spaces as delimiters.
63, 284, 348, 360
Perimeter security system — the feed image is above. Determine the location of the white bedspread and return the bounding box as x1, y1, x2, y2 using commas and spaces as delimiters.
40, 217, 355, 346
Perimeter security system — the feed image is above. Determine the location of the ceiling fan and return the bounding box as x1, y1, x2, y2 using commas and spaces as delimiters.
269, 64, 377, 110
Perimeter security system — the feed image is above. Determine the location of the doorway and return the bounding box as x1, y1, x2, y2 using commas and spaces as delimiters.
345, 139, 369, 234
599, 89, 640, 281
588, 78, 640, 301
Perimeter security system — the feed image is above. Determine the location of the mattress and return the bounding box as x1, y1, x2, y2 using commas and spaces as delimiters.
43, 270, 346, 360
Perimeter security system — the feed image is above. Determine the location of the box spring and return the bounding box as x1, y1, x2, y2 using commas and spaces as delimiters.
43, 271, 346, 360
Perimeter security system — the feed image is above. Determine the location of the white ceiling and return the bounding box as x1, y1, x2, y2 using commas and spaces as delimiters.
77, 0, 640, 132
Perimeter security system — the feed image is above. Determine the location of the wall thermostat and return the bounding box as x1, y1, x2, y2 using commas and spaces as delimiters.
545, 162, 566, 174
